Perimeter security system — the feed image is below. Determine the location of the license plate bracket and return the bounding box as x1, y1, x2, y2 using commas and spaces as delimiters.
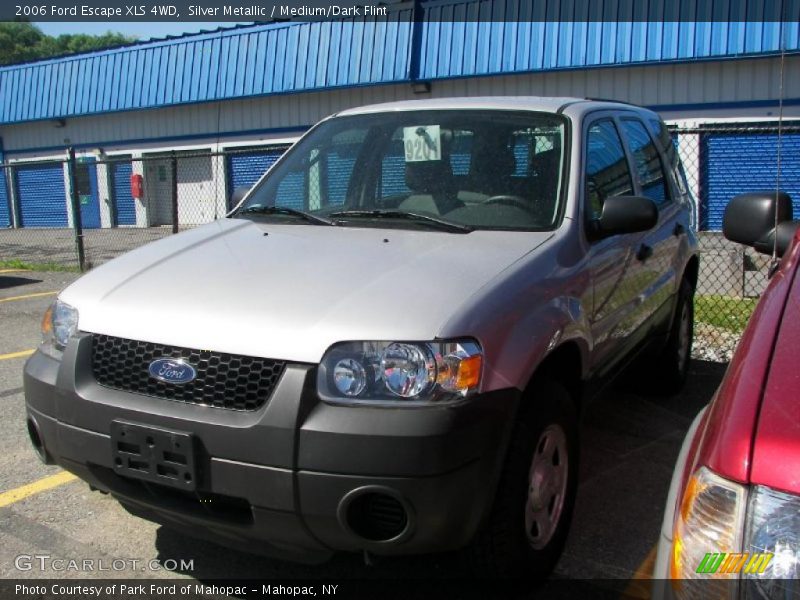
110, 421, 197, 491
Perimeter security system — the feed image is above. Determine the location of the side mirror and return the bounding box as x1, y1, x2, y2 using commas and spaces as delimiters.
592, 195, 658, 239
229, 185, 251, 210
723, 192, 798, 257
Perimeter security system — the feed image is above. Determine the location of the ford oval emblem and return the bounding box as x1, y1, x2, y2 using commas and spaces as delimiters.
148, 358, 197, 385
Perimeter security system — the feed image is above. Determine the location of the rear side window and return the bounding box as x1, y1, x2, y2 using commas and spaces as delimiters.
620, 118, 670, 207
585, 119, 634, 220
649, 118, 690, 198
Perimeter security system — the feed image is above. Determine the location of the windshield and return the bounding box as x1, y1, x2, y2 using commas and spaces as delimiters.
235, 110, 567, 231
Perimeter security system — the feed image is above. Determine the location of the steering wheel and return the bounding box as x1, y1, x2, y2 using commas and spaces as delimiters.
483, 195, 530, 210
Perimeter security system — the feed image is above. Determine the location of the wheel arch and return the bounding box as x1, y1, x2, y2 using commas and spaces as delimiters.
522, 341, 585, 411
683, 254, 699, 290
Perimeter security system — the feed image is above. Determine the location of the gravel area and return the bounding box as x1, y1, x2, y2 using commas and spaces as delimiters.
692, 322, 741, 363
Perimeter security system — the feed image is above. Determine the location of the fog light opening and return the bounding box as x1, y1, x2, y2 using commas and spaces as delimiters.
27, 417, 51, 464
342, 489, 411, 543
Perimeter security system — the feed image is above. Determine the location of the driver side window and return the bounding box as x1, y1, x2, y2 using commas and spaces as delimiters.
585, 119, 634, 222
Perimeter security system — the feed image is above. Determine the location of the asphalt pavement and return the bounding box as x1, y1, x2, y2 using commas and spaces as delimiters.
0, 269, 722, 587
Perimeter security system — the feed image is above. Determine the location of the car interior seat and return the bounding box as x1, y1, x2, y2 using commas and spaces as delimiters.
398, 130, 463, 215
462, 143, 517, 203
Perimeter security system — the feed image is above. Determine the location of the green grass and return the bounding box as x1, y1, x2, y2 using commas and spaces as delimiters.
0, 259, 80, 273
695, 294, 759, 333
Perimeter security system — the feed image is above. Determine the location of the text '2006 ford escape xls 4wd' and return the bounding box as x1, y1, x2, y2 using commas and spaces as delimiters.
25, 97, 698, 578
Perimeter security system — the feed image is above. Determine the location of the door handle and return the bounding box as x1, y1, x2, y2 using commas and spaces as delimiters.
636, 244, 653, 261
673, 222, 685, 236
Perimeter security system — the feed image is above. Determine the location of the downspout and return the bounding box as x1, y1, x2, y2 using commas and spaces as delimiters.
408, 0, 424, 84
0, 136, 13, 228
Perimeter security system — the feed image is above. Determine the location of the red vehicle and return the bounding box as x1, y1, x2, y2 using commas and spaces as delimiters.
654, 192, 800, 597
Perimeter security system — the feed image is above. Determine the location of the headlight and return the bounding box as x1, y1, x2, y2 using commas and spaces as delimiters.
40, 300, 79, 359
318, 340, 482, 405
332, 358, 368, 397
380, 343, 437, 397
670, 467, 747, 597
743, 486, 800, 599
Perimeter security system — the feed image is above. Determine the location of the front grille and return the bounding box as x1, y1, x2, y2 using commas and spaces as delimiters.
91, 334, 285, 411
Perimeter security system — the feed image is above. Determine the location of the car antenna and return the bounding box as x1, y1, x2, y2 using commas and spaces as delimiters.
770, 13, 787, 276
213, 26, 225, 220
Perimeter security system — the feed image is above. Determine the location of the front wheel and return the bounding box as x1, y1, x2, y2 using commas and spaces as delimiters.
464, 380, 578, 579
656, 278, 695, 393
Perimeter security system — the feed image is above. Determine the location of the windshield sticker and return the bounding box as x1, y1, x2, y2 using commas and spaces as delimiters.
403, 126, 442, 162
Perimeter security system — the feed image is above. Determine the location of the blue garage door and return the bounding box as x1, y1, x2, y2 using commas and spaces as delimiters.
0, 169, 9, 227
227, 147, 287, 210
111, 160, 136, 225
702, 132, 800, 231
16, 162, 67, 227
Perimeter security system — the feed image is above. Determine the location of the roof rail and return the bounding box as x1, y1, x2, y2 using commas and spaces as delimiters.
583, 97, 639, 107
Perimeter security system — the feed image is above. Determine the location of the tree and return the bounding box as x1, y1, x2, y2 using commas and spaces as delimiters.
0, 22, 135, 66
0, 22, 47, 65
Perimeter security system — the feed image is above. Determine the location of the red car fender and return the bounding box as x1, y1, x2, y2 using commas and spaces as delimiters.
684, 229, 800, 495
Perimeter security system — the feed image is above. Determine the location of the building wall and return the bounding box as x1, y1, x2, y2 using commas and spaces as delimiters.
1, 55, 798, 232
2, 55, 798, 158
2, 8, 795, 127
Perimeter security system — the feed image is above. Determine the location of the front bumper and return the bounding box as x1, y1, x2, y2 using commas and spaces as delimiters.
651, 407, 708, 597
24, 333, 519, 563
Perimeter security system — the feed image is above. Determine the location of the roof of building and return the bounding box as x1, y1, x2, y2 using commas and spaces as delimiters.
0, 0, 797, 126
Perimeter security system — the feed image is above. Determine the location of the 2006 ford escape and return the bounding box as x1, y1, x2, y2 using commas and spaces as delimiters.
25, 97, 698, 578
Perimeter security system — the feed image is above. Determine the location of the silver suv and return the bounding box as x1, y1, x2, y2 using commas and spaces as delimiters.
25, 97, 698, 578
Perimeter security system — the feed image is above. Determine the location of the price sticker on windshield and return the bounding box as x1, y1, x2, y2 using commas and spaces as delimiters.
403, 126, 442, 162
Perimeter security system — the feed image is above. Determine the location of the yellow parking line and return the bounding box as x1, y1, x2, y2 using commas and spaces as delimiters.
623, 545, 657, 598
0, 471, 77, 508
0, 269, 29, 274
0, 349, 35, 360
0, 291, 57, 303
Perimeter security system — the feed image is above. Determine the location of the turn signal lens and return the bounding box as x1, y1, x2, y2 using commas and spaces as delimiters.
670, 467, 746, 597
438, 353, 482, 393
455, 354, 482, 389
40, 304, 53, 338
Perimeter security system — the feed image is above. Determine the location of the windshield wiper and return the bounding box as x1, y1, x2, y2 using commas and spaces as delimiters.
238, 205, 336, 226
329, 210, 473, 233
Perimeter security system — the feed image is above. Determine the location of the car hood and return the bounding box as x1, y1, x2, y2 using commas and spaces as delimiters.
62, 218, 552, 363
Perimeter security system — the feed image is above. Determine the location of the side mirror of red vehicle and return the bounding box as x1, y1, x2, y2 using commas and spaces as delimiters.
723, 191, 799, 257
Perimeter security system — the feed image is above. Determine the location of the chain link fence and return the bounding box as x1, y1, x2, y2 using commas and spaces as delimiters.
1, 125, 797, 362
0, 145, 290, 272
670, 123, 800, 361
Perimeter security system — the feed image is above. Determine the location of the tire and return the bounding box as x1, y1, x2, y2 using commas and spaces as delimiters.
464, 380, 578, 579
656, 278, 694, 394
